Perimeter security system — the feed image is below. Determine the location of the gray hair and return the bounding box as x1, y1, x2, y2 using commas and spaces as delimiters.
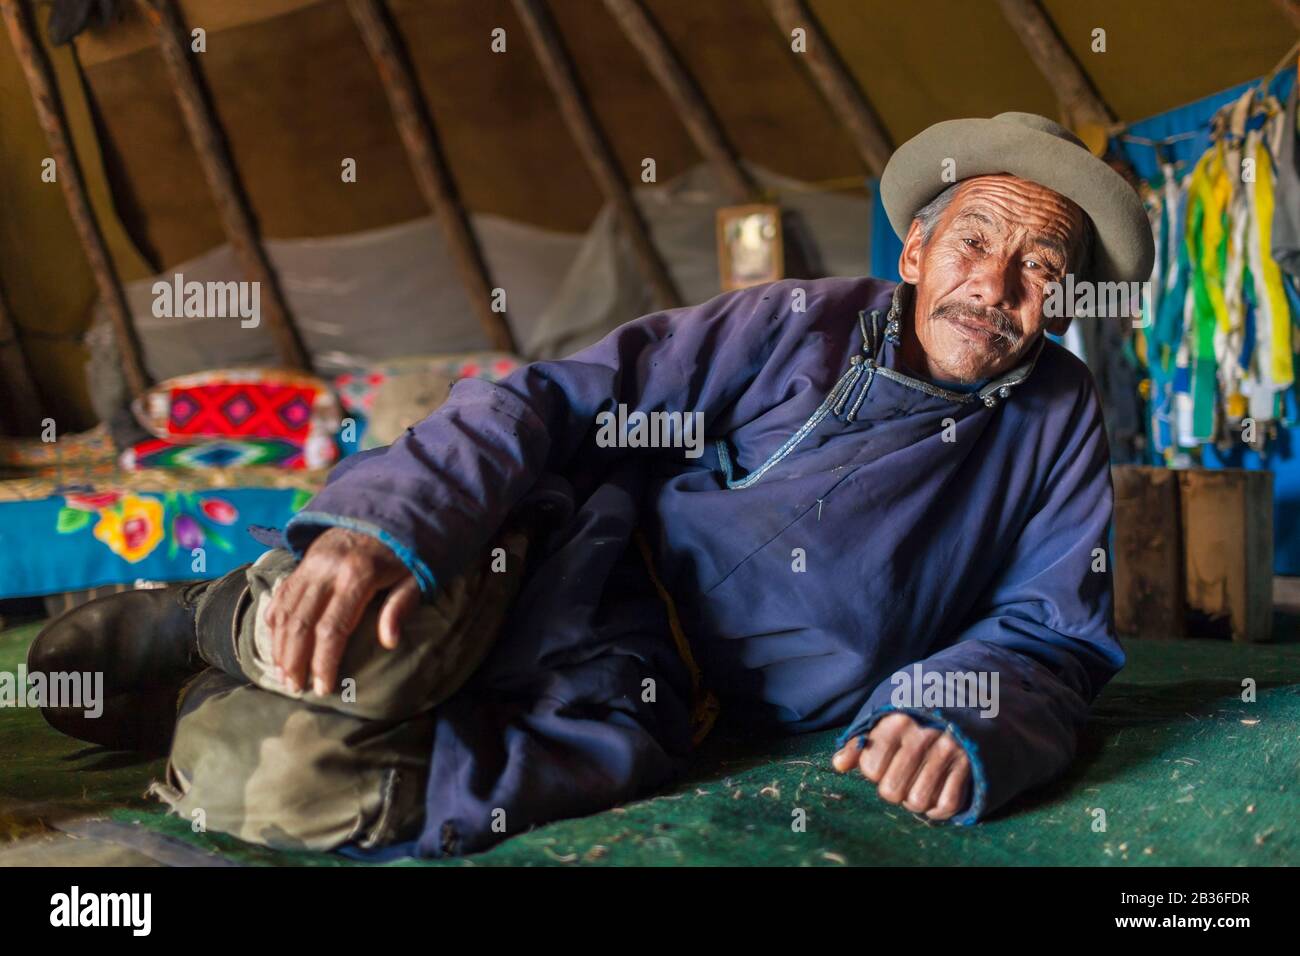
912, 182, 1094, 279
914, 184, 960, 244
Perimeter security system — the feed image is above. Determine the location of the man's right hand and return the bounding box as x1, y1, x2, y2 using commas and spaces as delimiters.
264, 527, 420, 698
831, 712, 972, 821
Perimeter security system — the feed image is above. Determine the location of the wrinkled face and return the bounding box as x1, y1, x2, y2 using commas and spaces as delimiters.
898, 174, 1087, 384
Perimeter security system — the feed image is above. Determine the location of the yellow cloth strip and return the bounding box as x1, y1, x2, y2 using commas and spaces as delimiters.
1252, 136, 1295, 387
1189, 145, 1231, 334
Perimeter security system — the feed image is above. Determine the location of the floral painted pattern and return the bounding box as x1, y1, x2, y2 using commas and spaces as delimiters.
92, 495, 164, 563
57, 490, 241, 564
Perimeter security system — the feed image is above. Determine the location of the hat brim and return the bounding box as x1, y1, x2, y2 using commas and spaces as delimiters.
879, 117, 1154, 283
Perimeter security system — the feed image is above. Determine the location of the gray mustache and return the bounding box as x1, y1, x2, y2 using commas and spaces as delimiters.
930, 302, 1023, 348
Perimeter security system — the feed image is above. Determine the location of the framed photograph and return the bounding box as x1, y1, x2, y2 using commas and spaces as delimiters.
716, 204, 784, 291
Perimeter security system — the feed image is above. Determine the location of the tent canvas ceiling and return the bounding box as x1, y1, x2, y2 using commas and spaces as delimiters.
1, 0, 1297, 427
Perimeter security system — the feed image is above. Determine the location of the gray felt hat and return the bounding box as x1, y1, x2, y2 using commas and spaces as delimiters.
879, 112, 1154, 283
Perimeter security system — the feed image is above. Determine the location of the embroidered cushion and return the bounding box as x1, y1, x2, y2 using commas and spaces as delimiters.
127, 369, 341, 470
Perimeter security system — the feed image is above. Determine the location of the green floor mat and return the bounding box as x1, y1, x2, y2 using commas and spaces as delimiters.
1, 618, 1296, 866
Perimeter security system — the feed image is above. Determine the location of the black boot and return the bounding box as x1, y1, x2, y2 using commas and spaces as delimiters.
27, 566, 250, 754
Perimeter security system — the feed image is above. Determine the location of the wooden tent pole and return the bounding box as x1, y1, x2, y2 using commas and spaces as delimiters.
511, 0, 682, 310
135, 0, 312, 371
599, 0, 756, 204
1, 0, 150, 398
1272, 0, 1300, 32
0, 279, 44, 434
762, 0, 893, 176
994, 0, 1115, 129
346, 0, 515, 353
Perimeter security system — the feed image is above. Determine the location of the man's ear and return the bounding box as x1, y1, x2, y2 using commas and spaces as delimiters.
898, 219, 925, 285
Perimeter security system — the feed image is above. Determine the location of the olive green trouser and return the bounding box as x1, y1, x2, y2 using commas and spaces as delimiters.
148, 530, 529, 852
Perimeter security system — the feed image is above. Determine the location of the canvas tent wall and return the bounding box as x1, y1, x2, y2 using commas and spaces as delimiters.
1, 0, 1297, 429
80, 161, 871, 418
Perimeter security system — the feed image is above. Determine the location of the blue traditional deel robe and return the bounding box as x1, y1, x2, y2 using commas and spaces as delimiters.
285, 276, 1124, 857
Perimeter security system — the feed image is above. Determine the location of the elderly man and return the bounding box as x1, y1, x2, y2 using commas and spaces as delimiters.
32, 112, 1153, 857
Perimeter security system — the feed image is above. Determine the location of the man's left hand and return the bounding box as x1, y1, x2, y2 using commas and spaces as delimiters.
831, 712, 971, 821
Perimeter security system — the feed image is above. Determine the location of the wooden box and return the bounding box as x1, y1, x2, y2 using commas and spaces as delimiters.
1111, 465, 1273, 642
1177, 469, 1273, 643
1112, 465, 1184, 639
